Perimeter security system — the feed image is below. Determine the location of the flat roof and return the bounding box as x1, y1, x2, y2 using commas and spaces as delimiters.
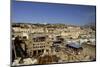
32, 34, 47, 38
67, 43, 82, 48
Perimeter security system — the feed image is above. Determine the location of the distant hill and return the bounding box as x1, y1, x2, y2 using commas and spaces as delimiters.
12, 22, 80, 28
81, 22, 96, 31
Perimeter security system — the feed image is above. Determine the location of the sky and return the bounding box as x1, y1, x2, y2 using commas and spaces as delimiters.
11, 0, 96, 25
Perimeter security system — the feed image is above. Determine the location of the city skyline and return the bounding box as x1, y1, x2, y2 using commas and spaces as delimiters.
12, 1, 96, 26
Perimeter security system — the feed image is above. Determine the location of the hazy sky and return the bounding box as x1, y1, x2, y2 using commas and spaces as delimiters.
11, 0, 96, 25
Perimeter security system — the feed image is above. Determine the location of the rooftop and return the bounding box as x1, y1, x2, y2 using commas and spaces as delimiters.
67, 42, 82, 49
